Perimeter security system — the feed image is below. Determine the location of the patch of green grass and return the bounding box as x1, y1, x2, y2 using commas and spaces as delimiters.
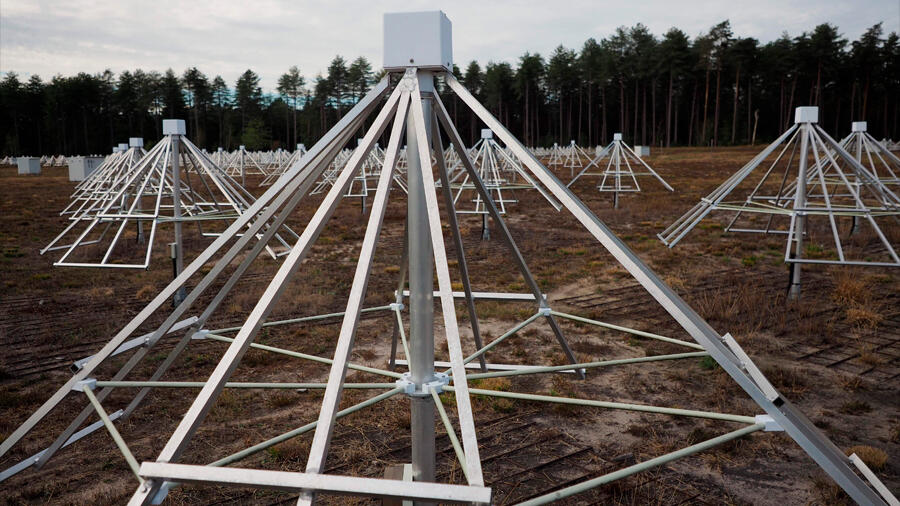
699, 355, 719, 370
741, 255, 758, 267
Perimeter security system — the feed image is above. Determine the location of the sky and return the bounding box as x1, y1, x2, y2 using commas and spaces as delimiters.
1, 0, 898, 93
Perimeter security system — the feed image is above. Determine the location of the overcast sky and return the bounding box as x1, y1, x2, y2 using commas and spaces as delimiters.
2, 0, 898, 93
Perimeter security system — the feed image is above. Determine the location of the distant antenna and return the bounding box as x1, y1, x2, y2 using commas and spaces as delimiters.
41, 121, 298, 269
447, 127, 561, 239
660, 107, 900, 299
569, 132, 674, 208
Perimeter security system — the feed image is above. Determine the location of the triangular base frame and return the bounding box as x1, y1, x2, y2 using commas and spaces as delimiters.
1, 71, 892, 506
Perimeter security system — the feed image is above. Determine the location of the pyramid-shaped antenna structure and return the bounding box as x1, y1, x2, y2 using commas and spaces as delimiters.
545, 142, 563, 167
842, 121, 900, 186
61, 138, 148, 219
41, 120, 298, 269
261, 143, 308, 186
562, 139, 594, 176
224, 144, 271, 186
2, 15, 894, 506
448, 128, 560, 238
660, 107, 900, 298
569, 133, 674, 208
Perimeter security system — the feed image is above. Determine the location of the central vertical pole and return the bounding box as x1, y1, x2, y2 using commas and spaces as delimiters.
850, 131, 861, 236
171, 132, 186, 306
788, 124, 809, 301
407, 70, 436, 490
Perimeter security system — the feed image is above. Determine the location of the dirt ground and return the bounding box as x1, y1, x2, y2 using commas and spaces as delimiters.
0, 146, 897, 505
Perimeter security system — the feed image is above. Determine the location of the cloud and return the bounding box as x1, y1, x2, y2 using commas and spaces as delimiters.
1, 0, 896, 92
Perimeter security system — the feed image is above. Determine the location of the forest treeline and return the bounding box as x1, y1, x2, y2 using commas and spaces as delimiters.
1, 20, 897, 156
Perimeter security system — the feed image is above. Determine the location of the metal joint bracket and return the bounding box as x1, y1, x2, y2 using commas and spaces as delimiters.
389, 302, 405, 312
848, 453, 900, 505
398, 68, 418, 90
150, 481, 172, 504
395, 372, 449, 397
754, 414, 783, 432
73, 378, 97, 392
538, 306, 552, 317
721, 333, 781, 403
191, 329, 209, 340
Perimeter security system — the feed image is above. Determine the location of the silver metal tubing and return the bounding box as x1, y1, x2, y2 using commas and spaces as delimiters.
203, 333, 401, 379
464, 351, 709, 380
95, 381, 394, 389
407, 70, 437, 489
550, 311, 705, 350
517, 423, 765, 505
83, 387, 143, 483
450, 386, 756, 423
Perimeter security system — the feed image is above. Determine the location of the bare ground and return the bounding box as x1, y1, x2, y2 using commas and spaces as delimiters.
0, 146, 897, 505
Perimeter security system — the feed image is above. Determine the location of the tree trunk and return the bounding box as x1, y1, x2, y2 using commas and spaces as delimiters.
689, 80, 698, 146
701, 68, 710, 144
524, 84, 530, 146
619, 79, 625, 136
746, 77, 752, 144
293, 99, 298, 146
666, 70, 673, 147
633, 81, 639, 141
862, 75, 870, 119
559, 95, 563, 142
641, 83, 647, 145
731, 63, 741, 145
674, 95, 679, 145
601, 86, 607, 142
815, 62, 822, 106
587, 81, 593, 146
651, 77, 657, 147
779, 78, 785, 131
751, 109, 759, 145
713, 68, 721, 146
577, 85, 583, 144
786, 76, 797, 129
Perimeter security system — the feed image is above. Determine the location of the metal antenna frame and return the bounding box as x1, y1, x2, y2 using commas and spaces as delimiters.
449, 130, 561, 216
1, 56, 894, 506
223, 144, 271, 186
261, 145, 308, 186
41, 132, 298, 268
61, 145, 147, 219
561, 139, 594, 177
841, 122, 900, 187
659, 109, 899, 298
569, 134, 674, 209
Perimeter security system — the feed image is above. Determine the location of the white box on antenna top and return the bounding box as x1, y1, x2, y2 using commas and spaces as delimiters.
794, 107, 818, 124
163, 119, 186, 135
383, 11, 452, 71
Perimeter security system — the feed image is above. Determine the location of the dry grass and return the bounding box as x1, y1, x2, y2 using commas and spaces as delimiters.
1, 151, 898, 505
847, 445, 888, 471
832, 270, 887, 329
135, 283, 156, 300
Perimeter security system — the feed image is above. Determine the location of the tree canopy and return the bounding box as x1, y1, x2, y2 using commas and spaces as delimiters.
1, 21, 897, 156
